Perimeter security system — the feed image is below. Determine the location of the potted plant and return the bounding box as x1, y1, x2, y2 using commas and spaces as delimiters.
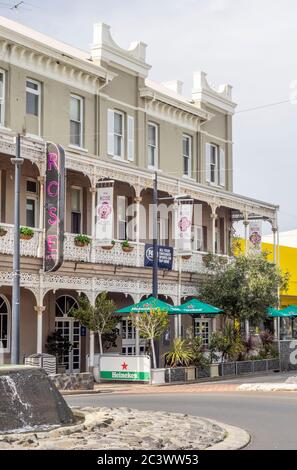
20, 226, 34, 240
45, 331, 73, 374
102, 240, 116, 250
0, 226, 7, 237
121, 239, 134, 253
182, 254, 192, 260
163, 338, 194, 382
74, 234, 91, 247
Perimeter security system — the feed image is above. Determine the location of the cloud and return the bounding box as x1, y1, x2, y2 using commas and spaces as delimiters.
2, 0, 297, 231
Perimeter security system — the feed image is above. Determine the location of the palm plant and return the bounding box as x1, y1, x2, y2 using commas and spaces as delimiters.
164, 338, 194, 368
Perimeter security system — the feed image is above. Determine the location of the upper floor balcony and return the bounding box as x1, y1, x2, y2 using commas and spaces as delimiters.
0, 223, 210, 273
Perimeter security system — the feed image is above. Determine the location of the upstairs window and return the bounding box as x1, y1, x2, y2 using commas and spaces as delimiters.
108, 109, 124, 158
183, 135, 192, 177
148, 122, 158, 169
117, 195, 127, 240
26, 79, 40, 117
70, 94, 84, 148
26, 178, 38, 228
71, 187, 83, 234
206, 143, 226, 187
71, 187, 82, 234
210, 144, 217, 184
0, 70, 5, 126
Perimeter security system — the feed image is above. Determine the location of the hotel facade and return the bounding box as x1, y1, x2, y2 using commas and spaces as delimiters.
0, 16, 278, 371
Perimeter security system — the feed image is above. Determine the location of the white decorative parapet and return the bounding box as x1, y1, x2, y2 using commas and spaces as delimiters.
64, 233, 91, 263
0, 223, 42, 257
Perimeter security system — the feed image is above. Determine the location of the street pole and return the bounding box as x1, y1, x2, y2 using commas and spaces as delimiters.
152, 171, 159, 366
11, 134, 23, 364
152, 171, 158, 298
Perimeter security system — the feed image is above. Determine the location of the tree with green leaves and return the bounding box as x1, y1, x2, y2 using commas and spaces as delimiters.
199, 252, 289, 324
72, 292, 117, 354
130, 308, 168, 368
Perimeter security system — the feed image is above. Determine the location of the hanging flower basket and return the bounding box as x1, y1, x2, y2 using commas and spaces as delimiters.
101, 240, 116, 250
20, 227, 34, 240
0, 227, 7, 237
74, 235, 91, 247
121, 240, 134, 253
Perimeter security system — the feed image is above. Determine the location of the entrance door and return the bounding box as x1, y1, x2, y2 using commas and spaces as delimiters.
55, 295, 80, 372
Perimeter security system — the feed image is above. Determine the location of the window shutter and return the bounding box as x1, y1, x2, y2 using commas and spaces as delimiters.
205, 143, 211, 182
219, 148, 226, 186
127, 115, 134, 161
107, 109, 114, 156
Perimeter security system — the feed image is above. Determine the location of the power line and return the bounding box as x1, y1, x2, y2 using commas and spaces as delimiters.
235, 99, 291, 114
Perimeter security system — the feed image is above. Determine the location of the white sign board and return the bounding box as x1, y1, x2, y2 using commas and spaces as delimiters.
98, 354, 151, 382
95, 185, 114, 243
249, 221, 262, 252
176, 202, 193, 252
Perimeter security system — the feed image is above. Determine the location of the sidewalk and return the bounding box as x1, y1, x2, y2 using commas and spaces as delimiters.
61, 381, 240, 395
61, 371, 297, 396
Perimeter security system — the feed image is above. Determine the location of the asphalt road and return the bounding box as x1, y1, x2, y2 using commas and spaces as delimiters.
66, 390, 297, 450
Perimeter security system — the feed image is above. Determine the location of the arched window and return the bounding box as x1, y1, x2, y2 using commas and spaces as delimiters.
55, 295, 78, 318
0, 295, 10, 352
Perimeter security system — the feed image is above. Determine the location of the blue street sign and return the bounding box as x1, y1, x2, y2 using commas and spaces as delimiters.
144, 244, 173, 270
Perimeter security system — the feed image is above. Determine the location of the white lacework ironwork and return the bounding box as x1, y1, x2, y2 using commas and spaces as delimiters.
0, 224, 42, 257
64, 233, 91, 263
0, 271, 197, 305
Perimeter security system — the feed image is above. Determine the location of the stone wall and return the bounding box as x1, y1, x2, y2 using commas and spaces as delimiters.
279, 340, 297, 371
49, 372, 94, 390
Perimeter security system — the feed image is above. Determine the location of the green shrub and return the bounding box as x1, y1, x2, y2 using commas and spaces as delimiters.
20, 226, 34, 237
74, 234, 91, 245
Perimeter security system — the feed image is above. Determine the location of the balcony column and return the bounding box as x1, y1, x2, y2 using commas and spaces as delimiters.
34, 305, 45, 354
37, 175, 45, 258
134, 190, 143, 268
243, 217, 249, 254
90, 184, 97, 263
210, 205, 218, 254
88, 286, 96, 371
133, 294, 142, 356
272, 226, 278, 264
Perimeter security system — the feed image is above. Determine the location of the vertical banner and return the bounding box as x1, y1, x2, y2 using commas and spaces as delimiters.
44, 143, 65, 272
249, 221, 262, 252
176, 200, 193, 252
96, 181, 114, 244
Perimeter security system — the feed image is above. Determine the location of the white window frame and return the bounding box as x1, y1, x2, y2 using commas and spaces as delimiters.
121, 318, 135, 340
0, 294, 11, 353
194, 318, 210, 347
182, 134, 192, 177
147, 122, 159, 169
26, 78, 41, 136
26, 177, 39, 228
127, 115, 134, 161
0, 69, 5, 127
70, 94, 84, 148
192, 225, 203, 252
117, 195, 127, 240
71, 186, 83, 234
210, 143, 218, 185
113, 110, 124, 159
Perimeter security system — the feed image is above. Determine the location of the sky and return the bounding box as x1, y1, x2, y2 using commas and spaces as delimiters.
1, 0, 297, 233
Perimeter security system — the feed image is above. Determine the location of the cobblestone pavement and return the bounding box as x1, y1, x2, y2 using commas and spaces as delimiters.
0, 407, 227, 450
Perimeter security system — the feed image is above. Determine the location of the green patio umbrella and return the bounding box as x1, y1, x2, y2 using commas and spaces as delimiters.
282, 305, 297, 316
115, 296, 175, 314
267, 307, 294, 318
169, 298, 223, 316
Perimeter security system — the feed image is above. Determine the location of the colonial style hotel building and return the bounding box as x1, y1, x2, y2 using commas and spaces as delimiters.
0, 16, 278, 371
